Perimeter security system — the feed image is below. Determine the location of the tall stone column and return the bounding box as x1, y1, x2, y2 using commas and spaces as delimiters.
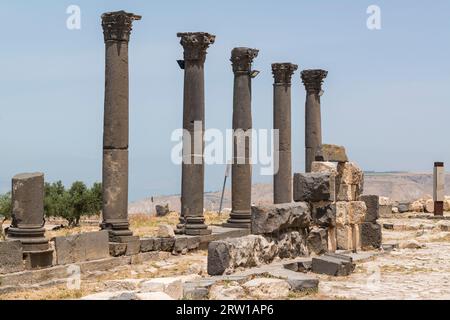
7, 173, 49, 252
224, 47, 259, 229
176, 32, 215, 236
272, 63, 298, 204
301, 69, 328, 172
100, 11, 141, 240
433, 162, 445, 216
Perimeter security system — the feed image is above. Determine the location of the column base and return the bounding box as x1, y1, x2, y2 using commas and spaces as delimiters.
185, 216, 211, 236
6, 227, 49, 251
223, 210, 251, 229
100, 220, 133, 241
175, 216, 186, 235
24, 249, 54, 270
434, 201, 444, 216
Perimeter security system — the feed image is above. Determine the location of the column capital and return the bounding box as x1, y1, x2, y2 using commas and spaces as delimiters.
301, 69, 328, 93
231, 47, 259, 74
177, 32, 216, 62
272, 63, 298, 85
101, 11, 141, 43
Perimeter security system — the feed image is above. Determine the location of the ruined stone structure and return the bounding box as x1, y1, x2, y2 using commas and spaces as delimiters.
176, 32, 216, 236
301, 69, 328, 172
224, 47, 259, 229
100, 11, 141, 241
359, 195, 382, 249
272, 63, 298, 204
6, 173, 53, 268
433, 162, 444, 216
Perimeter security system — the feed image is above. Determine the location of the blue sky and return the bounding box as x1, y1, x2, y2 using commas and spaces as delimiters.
1, 0, 450, 201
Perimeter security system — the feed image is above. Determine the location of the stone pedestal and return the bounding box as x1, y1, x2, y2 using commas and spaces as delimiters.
100, 11, 141, 241
176, 32, 215, 235
272, 63, 298, 204
224, 47, 259, 229
433, 162, 445, 216
7, 173, 49, 252
301, 69, 328, 172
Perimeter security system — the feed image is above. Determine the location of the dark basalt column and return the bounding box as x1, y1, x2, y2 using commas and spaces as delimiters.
176, 32, 215, 236
224, 47, 259, 229
7, 172, 49, 251
272, 63, 298, 204
100, 11, 141, 240
301, 69, 328, 173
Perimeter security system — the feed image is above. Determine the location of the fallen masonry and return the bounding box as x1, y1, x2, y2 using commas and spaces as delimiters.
311, 253, 355, 276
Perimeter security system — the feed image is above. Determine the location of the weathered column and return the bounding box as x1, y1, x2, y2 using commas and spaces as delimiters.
7, 173, 48, 251
176, 32, 215, 236
272, 63, 298, 204
224, 47, 259, 229
301, 69, 328, 172
433, 162, 445, 216
100, 11, 141, 240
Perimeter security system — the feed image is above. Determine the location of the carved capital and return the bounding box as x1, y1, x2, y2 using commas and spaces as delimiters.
177, 32, 216, 61
231, 47, 259, 74
272, 63, 298, 85
101, 11, 141, 43
301, 69, 328, 93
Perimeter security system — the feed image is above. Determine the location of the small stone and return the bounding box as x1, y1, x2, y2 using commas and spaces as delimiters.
398, 203, 410, 213
140, 277, 183, 300
399, 240, 424, 249
425, 199, 434, 213
158, 224, 175, 238
209, 284, 246, 300
242, 278, 290, 299
391, 207, 399, 214
155, 204, 170, 217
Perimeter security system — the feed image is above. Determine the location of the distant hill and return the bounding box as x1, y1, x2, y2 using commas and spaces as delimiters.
128, 173, 450, 215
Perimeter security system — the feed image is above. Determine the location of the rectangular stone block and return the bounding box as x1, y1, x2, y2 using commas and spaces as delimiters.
125, 238, 141, 256
360, 222, 382, 249
335, 201, 366, 226
0, 241, 23, 274
311, 161, 338, 175
327, 226, 337, 252
140, 238, 156, 253
336, 184, 359, 201
337, 162, 364, 186
315, 144, 348, 163
336, 224, 352, 250
293, 172, 335, 202
251, 202, 311, 235
109, 242, 127, 257
311, 254, 354, 276
379, 204, 393, 216
359, 195, 380, 223
24, 249, 53, 270
310, 201, 335, 227
54, 231, 110, 265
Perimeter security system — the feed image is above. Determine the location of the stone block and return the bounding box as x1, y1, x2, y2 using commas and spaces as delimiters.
24, 249, 53, 270
251, 202, 311, 235
337, 162, 364, 187
104, 279, 143, 291
273, 231, 309, 259
310, 201, 335, 227
158, 224, 175, 238
348, 201, 367, 225
379, 204, 393, 216
140, 277, 183, 300
160, 238, 175, 252
336, 184, 360, 201
140, 238, 156, 253
54, 231, 110, 265
293, 172, 335, 202
311, 254, 355, 276
126, 239, 141, 256
315, 144, 348, 163
242, 278, 290, 299
306, 227, 328, 255
398, 202, 410, 213
336, 225, 352, 250
0, 240, 23, 274
311, 161, 338, 175
109, 242, 127, 257
173, 236, 200, 254
359, 195, 380, 223
183, 286, 209, 300
360, 222, 382, 249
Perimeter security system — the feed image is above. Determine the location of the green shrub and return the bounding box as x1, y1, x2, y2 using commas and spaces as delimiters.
0, 192, 12, 220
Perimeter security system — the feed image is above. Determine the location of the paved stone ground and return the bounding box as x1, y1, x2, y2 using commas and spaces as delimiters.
317, 217, 450, 300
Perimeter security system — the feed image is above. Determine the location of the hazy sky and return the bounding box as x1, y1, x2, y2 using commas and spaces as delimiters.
1, 0, 450, 201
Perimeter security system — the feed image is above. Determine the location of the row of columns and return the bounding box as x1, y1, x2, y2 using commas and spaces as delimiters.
97, 11, 329, 238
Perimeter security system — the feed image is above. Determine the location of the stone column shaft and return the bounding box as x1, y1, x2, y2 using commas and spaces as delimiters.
224, 47, 259, 229
100, 11, 141, 240
272, 63, 298, 204
177, 32, 215, 235
434, 162, 445, 216
6, 172, 49, 251
301, 69, 328, 172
